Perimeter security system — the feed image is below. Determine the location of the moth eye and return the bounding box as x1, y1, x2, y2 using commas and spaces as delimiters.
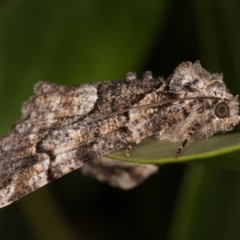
215, 102, 230, 118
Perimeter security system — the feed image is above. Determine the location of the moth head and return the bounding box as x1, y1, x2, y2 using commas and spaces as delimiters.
212, 96, 240, 132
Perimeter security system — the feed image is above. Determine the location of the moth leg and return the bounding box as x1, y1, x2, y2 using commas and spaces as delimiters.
175, 123, 200, 157
125, 139, 141, 157
125, 145, 132, 158
175, 139, 188, 157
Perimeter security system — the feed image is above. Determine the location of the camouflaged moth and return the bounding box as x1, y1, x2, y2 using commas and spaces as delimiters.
0, 61, 239, 208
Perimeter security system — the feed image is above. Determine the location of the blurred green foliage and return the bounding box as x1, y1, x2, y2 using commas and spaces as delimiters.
0, 1, 240, 240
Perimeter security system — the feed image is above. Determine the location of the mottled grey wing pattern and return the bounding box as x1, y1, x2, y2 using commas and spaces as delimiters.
0, 73, 165, 207
0, 61, 239, 208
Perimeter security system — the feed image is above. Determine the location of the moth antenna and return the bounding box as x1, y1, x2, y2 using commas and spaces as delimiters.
95, 96, 222, 121
20, 96, 222, 126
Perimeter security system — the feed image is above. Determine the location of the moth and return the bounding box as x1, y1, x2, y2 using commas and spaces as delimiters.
0, 61, 239, 208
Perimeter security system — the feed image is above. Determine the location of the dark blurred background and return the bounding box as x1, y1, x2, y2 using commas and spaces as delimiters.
1, 1, 240, 239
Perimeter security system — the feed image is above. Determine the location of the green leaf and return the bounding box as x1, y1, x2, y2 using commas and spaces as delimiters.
107, 133, 240, 170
